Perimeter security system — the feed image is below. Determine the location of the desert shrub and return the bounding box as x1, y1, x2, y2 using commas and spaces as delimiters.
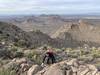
0, 35, 7, 41
80, 50, 86, 56
61, 47, 66, 51
95, 63, 100, 71
68, 53, 78, 58
0, 59, 10, 65
66, 49, 79, 58
0, 30, 3, 34
14, 51, 24, 58
10, 47, 18, 52
78, 55, 93, 63
91, 49, 100, 58
55, 54, 63, 62
26, 52, 34, 59
0, 49, 13, 59
65, 48, 73, 51
92, 53, 100, 58
42, 46, 48, 50
0, 68, 16, 75
25, 51, 42, 64
33, 54, 42, 65
9, 46, 24, 58
14, 39, 27, 47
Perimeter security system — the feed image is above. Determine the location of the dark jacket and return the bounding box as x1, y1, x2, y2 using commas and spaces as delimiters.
43, 52, 56, 64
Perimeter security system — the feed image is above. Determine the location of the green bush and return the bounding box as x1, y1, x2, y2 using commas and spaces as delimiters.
0, 49, 13, 59
91, 49, 100, 58
25, 51, 42, 64
78, 55, 93, 63
27, 52, 34, 59
14, 51, 24, 58
14, 39, 27, 47
95, 62, 100, 70
33, 54, 42, 65
10, 47, 18, 52
0, 69, 16, 75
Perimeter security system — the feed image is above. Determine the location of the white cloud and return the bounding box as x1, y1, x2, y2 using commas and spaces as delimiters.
0, 0, 100, 15
0, 0, 39, 11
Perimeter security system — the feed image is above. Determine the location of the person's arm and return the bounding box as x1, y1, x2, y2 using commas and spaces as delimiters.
41, 54, 47, 67
43, 54, 46, 63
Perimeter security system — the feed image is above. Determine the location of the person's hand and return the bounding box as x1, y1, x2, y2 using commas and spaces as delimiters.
41, 63, 44, 67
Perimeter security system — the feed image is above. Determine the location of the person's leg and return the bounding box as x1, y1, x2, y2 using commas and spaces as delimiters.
51, 57, 55, 64
52, 56, 56, 64
47, 57, 50, 64
43, 55, 46, 63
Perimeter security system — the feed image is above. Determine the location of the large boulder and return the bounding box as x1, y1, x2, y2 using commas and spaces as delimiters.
13, 58, 28, 64
34, 59, 100, 75
43, 64, 64, 75
78, 65, 90, 75
36, 61, 73, 75
4, 58, 99, 75
3, 57, 34, 75
27, 65, 41, 75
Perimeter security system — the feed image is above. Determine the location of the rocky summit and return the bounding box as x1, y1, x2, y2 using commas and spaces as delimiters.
3, 58, 100, 75
31, 59, 100, 75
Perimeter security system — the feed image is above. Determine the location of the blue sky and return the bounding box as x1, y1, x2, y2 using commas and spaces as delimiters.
0, 0, 100, 15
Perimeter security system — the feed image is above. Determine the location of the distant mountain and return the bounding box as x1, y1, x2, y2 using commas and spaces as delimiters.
0, 15, 78, 36
52, 19, 100, 47
0, 15, 100, 36
0, 15, 100, 48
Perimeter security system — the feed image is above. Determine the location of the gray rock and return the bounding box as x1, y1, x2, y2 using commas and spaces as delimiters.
27, 65, 41, 75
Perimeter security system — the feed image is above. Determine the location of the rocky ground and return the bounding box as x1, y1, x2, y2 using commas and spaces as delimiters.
0, 42, 100, 75
0, 57, 100, 75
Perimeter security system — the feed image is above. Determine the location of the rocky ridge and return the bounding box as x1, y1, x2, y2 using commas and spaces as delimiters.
3, 58, 100, 75
0, 22, 61, 48
52, 20, 100, 47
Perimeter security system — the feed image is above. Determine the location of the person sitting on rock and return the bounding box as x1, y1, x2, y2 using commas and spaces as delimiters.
42, 48, 56, 66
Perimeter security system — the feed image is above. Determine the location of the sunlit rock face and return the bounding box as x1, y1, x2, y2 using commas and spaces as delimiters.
52, 19, 100, 47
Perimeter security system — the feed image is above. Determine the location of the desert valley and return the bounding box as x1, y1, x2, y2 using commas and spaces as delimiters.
0, 15, 100, 75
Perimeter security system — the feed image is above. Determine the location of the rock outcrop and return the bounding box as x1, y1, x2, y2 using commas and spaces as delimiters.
2, 58, 99, 75
26, 59, 100, 75
52, 20, 100, 47
3, 58, 34, 75
27, 65, 41, 75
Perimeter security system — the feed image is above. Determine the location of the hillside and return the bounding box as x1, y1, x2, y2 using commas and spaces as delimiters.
0, 15, 100, 48
0, 20, 100, 75
52, 19, 100, 47
1, 15, 69, 36
1, 15, 100, 36
0, 47, 100, 75
0, 22, 60, 48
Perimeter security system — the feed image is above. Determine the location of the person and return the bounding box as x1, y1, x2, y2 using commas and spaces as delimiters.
42, 48, 56, 66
